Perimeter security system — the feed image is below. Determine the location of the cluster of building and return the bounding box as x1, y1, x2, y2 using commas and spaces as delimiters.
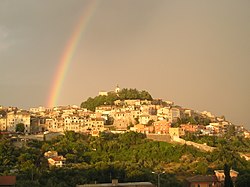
44, 151, 66, 167
184, 169, 239, 187
0, 87, 249, 139
0, 106, 30, 134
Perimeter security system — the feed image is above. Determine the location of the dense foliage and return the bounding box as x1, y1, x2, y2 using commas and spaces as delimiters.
171, 116, 211, 127
80, 88, 152, 111
1, 132, 250, 187
16, 123, 25, 133
118, 88, 152, 101
224, 163, 233, 187
235, 173, 250, 187
183, 133, 250, 153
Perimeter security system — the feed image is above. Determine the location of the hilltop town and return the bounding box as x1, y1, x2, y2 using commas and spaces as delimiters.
1, 87, 250, 187
0, 86, 249, 139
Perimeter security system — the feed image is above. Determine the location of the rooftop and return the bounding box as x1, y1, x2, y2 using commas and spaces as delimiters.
0, 176, 16, 186
186, 175, 218, 183
77, 181, 155, 187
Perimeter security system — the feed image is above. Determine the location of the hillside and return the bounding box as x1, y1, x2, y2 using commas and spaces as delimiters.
1, 131, 250, 186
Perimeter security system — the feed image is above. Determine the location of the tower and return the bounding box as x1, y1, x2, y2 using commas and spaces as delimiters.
115, 85, 120, 93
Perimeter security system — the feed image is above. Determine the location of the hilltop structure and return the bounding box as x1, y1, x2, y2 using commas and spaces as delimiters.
99, 85, 120, 96
0, 88, 249, 139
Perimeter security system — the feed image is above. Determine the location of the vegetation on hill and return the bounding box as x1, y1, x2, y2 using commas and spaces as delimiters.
182, 127, 250, 153
80, 93, 117, 111
16, 123, 25, 133
171, 116, 212, 127
1, 131, 250, 187
80, 88, 152, 111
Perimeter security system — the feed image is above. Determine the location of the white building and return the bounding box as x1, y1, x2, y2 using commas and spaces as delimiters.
0, 117, 7, 131
6, 111, 30, 133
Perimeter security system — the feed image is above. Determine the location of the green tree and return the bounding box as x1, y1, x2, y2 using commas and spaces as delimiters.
80, 88, 153, 111
0, 139, 18, 171
225, 125, 236, 139
146, 120, 154, 126
139, 90, 153, 100
106, 116, 114, 125
134, 117, 139, 125
224, 163, 233, 187
119, 88, 152, 100
235, 173, 250, 187
16, 123, 25, 133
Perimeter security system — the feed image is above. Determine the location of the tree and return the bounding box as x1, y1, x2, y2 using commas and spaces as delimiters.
16, 123, 25, 133
119, 88, 152, 100
80, 88, 153, 111
235, 174, 250, 187
139, 90, 153, 100
146, 120, 154, 126
224, 163, 233, 187
106, 116, 114, 125
0, 139, 18, 169
134, 117, 139, 125
225, 125, 236, 139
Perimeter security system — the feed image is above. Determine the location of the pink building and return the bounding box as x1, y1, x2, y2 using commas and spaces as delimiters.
180, 124, 199, 133
153, 120, 171, 134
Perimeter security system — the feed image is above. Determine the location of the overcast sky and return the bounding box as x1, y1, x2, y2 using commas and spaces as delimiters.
0, 0, 249, 128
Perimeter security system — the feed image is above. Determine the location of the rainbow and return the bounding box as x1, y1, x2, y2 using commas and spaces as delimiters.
47, 1, 98, 108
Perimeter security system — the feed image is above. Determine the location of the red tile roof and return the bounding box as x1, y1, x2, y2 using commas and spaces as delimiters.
0, 176, 16, 186
186, 175, 218, 183
50, 156, 66, 161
